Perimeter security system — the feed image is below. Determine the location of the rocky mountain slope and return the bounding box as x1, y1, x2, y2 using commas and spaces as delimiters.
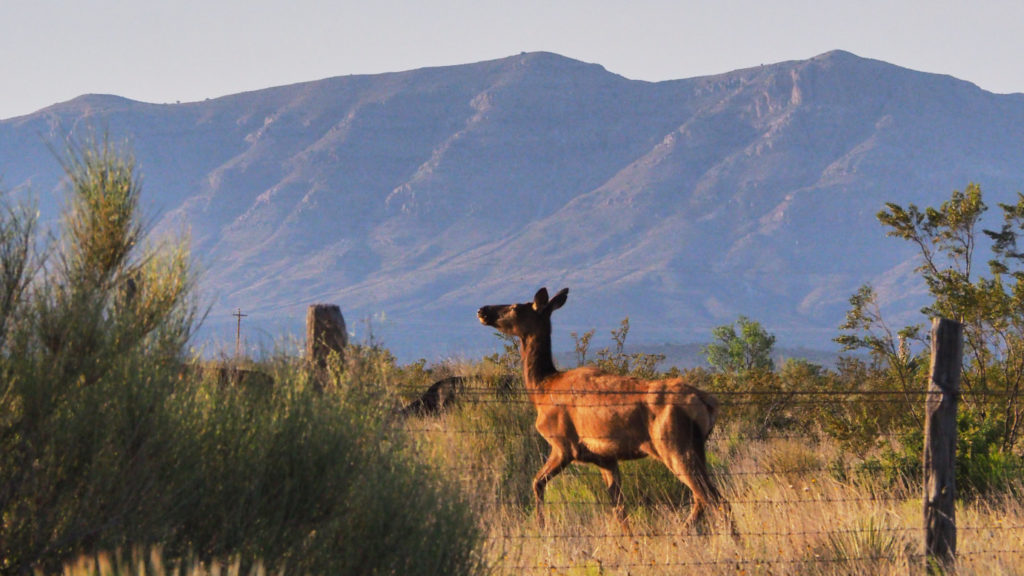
2, 50, 1023, 361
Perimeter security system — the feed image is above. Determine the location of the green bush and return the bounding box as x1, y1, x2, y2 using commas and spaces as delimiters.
957, 407, 1024, 497
856, 427, 923, 489
165, 362, 484, 575
0, 138, 484, 575
706, 368, 791, 438
0, 137, 197, 574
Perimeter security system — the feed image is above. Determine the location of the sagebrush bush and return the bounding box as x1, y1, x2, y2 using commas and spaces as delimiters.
163, 359, 484, 575
0, 137, 198, 574
0, 138, 484, 575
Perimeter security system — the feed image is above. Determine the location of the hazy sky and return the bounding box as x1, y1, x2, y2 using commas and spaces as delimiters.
3, 1, 1023, 120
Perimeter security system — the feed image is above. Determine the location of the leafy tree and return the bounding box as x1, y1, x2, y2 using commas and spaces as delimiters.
841, 183, 1024, 452
702, 317, 784, 436
829, 286, 929, 462
704, 315, 776, 374
0, 135, 200, 573
0, 192, 35, 350
566, 319, 666, 378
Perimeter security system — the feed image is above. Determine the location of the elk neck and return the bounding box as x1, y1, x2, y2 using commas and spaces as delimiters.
519, 330, 560, 390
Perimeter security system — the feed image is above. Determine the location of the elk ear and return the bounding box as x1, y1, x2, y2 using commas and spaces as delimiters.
546, 288, 569, 314
532, 287, 550, 311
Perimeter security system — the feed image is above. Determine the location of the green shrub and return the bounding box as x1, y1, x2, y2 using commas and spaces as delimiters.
0, 136, 198, 574
591, 317, 666, 378
163, 361, 484, 575
0, 138, 484, 575
957, 407, 1024, 497
857, 427, 923, 489
707, 368, 791, 438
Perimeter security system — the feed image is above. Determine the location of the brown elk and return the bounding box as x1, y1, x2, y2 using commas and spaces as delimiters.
478, 287, 728, 530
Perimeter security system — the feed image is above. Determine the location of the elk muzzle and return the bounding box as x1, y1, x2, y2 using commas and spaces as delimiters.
477, 305, 502, 327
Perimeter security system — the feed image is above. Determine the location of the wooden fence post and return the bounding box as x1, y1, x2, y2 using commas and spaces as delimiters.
924, 317, 962, 570
306, 304, 348, 373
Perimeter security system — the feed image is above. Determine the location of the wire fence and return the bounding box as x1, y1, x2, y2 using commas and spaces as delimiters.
396, 382, 1024, 574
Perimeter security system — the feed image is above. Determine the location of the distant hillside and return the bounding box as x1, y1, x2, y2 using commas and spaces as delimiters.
2, 50, 1023, 361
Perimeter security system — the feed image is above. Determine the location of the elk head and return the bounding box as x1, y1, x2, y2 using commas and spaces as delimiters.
477, 287, 569, 339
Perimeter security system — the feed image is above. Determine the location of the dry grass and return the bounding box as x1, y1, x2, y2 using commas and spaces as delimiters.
52, 368, 1024, 575
55, 548, 277, 576
404, 388, 1024, 576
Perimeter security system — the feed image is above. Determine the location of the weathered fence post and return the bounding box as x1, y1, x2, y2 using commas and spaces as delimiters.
306, 304, 348, 374
924, 317, 962, 571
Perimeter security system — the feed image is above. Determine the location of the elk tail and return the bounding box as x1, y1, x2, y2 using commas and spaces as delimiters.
681, 388, 719, 442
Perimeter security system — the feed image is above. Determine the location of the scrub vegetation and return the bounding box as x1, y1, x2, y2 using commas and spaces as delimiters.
2, 142, 1020, 575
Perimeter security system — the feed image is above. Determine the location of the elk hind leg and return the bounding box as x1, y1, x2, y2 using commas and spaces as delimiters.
653, 414, 723, 531
596, 462, 631, 534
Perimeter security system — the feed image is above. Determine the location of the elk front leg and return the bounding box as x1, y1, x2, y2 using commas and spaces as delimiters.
533, 448, 570, 528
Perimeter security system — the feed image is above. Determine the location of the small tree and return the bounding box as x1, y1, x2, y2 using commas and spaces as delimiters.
865, 184, 1024, 452
0, 192, 35, 351
704, 315, 776, 374
0, 137, 485, 576
703, 316, 783, 434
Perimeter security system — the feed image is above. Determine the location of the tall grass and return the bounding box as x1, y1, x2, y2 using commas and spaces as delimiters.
400, 373, 1024, 575
160, 354, 483, 575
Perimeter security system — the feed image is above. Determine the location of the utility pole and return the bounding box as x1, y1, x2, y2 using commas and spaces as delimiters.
233, 308, 248, 359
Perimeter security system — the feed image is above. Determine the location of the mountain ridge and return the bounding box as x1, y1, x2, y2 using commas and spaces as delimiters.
3, 50, 1023, 361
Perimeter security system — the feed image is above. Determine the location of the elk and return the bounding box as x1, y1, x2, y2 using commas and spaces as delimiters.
478, 287, 728, 530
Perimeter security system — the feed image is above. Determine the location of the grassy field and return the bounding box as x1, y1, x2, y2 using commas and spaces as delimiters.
25, 349, 1022, 576
395, 366, 1024, 576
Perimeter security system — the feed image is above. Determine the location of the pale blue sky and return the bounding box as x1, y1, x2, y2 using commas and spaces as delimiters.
3, 0, 1023, 120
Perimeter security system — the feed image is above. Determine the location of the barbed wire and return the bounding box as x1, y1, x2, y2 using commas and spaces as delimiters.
395, 395, 930, 409
393, 384, 945, 397
401, 424, 912, 440
398, 459, 1014, 479
488, 523, 1024, 542
389, 383, 1021, 411
460, 494, 921, 508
